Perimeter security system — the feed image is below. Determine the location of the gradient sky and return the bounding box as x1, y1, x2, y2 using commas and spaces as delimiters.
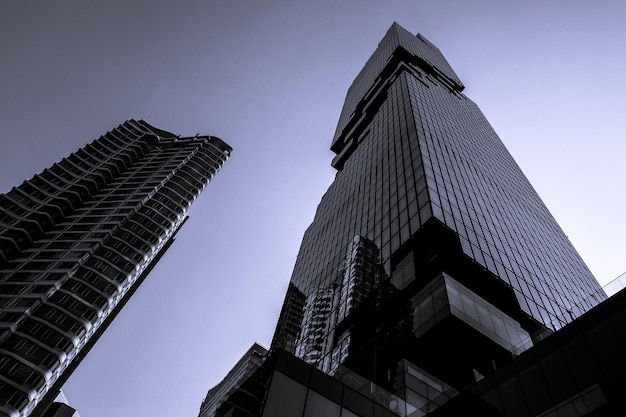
1, 1, 625, 417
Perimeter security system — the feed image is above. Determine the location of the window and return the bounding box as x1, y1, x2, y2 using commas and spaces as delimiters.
391, 252, 415, 290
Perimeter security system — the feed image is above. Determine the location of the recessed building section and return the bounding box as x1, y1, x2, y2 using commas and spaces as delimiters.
411, 273, 531, 355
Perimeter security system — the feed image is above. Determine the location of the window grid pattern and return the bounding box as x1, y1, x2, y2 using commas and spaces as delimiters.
287, 74, 428, 367
0, 120, 231, 417
293, 73, 427, 297
405, 71, 604, 329
332, 23, 463, 151
284, 57, 603, 366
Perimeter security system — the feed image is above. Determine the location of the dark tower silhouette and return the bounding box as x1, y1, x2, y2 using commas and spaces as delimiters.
271, 21, 605, 393
205, 23, 625, 417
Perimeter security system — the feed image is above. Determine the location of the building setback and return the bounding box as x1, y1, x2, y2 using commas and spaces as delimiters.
208, 23, 623, 416
0, 120, 231, 417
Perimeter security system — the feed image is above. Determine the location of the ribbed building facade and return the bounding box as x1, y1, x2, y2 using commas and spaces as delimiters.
0, 120, 231, 417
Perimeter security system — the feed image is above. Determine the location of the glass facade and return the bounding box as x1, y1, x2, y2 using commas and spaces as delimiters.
215, 285, 626, 416
430, 285, 626, 416
204, 22, 624, 417
272, 22, 605, 395
0, 120, 231, 417
410, 273, 532, 355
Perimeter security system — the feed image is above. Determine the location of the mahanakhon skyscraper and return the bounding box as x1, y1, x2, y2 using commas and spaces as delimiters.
271, 21, 605, 394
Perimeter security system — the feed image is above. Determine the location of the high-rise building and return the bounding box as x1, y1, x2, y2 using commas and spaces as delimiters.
271, 21, 606, 387
198, 343, 268, 417
202, 22, 626, 417
0, 120, 231, 417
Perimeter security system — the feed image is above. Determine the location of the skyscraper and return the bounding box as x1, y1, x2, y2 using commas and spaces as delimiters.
199, 22, 626, 417
271, 21, 606, 395
0, 120, 231, 417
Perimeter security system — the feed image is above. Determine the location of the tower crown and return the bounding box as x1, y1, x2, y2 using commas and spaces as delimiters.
331, 22, 463, 153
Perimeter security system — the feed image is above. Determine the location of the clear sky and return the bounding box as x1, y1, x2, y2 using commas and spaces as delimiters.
1, 1, 625, 416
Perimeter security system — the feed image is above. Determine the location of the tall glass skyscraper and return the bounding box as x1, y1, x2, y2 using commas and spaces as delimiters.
0, 120, 231, 417
271, 22, 606, 393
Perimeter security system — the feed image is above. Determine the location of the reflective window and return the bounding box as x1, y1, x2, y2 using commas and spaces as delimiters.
304, 391, 341, 417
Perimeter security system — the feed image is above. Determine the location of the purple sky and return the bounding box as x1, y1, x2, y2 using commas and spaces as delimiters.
1, 2, 625, 417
